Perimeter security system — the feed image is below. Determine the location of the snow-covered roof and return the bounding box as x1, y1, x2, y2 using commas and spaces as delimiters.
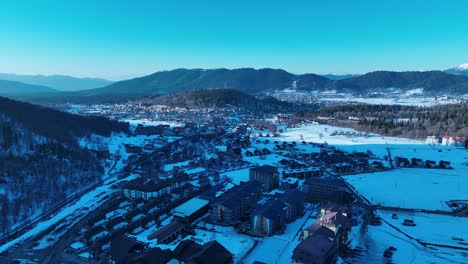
173, 197, 209, 218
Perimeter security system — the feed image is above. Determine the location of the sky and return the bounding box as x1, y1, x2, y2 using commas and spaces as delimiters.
1, 0, 468, 80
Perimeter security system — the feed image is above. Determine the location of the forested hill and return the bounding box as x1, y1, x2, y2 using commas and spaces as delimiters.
297, 103, 468, 139
0, 96, 129, 143
0, 97, 128, 237
137, 88, 295, 111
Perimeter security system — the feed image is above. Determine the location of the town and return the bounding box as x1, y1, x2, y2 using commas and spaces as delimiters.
2, 101, 466, 264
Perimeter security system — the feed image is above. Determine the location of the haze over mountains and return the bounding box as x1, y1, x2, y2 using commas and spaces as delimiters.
0, 73, 113, 92
0, 80, 58, 95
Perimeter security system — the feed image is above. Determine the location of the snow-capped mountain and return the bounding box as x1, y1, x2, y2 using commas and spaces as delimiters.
445, 63, 468, 76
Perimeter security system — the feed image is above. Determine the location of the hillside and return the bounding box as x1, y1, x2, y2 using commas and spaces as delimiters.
0, 80, 57, 95
85, 68, 468, 96
0, 96, 129, 143
297, 103, 468, 139
0, 97, 129, 237
136, 88, 294, 111
0, 73, 113, 91
336, 71, 468, 94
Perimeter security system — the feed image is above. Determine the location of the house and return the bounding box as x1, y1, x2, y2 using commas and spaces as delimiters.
292, 234, 338, 264
319, 211, 351, 247
147, 221, 185, 244
252, 199, 287, 236
173, 197, 209, 222
173, 240, 233, 264
128, 247, 174, 264
249, 165, 279, 192
395, 157, 410, 167
426, 135, 442, 145
302, 177, 353, 204
411, 158, 424, 167
210, 181, 262, 225
442, 136, 465, 146
108, 235, 145, 263
301, 222, 335, 241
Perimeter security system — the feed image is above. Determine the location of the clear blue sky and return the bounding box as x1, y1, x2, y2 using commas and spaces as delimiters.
1, 0, 467, 80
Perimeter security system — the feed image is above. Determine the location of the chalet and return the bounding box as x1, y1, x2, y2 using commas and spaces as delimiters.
411, 158, 424, 167
173, 240, 233, 264
249, 165, 279, 192
442, 136, 465, 147
395, 157, 410, 167
319, 211, 351, 247
128, 247, 174, 264
425, 160, 437, 168
210, 181, 262, 225
108, 235, 145, 263
147, 221, 185, 244
301, 222, 335, 241
331, 163, 352, 173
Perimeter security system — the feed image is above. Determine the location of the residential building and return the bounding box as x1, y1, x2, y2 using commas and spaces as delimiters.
252, 199, 286, 236
210, 181, 262, 225
249, 165, 279, 192
148, 221, 185, 244
292, 234, 338, 264
302, 177, 353, 203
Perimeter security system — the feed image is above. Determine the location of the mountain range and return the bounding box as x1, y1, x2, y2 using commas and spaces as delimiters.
2, 65, 468, 104
73, 68, 468, 99
0, 73, 113, 92
0, 80, 58, 95
444, 63, 468, 77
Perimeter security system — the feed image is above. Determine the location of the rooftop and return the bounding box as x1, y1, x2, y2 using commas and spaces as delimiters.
173, 197, 209, 218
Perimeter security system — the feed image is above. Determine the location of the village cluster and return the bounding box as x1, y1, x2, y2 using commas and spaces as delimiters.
6, 103, 466, 264
53, 104, 399, 264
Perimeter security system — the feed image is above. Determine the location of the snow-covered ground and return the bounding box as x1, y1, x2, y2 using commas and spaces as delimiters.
345, 168, 466, 211
280, 122, 468, 262
279, 123, 422, 146
362, 222, 468, 264
378, 210, 468, 248
220, 168, 250, 185
124, 118, 184, 129
0, 178, 119, 252
318, 96, 459, 106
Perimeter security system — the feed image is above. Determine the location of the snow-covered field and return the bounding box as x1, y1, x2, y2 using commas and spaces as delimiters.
345, 168, 466, 211
280, 123, 422, 146
378, 210, 468, 248
124, 118, 184, 129
281, 123, 468, 262
319, 96, 459, 106
362, 222, 468, 264
220, 168, 250, 185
